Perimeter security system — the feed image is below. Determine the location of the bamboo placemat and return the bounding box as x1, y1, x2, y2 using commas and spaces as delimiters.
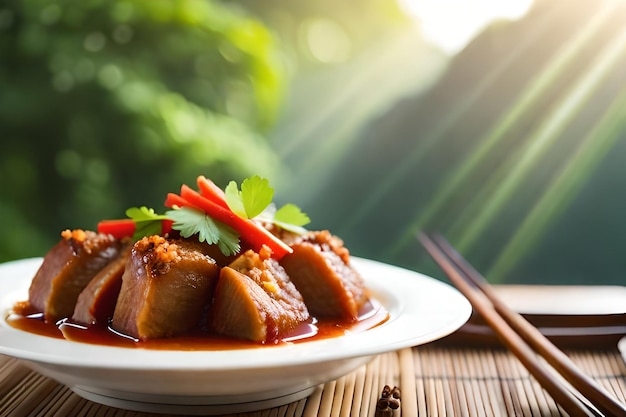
1, 345, 625, 417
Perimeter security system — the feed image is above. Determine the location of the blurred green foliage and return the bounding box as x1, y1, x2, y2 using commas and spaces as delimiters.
0, 0, 287, 261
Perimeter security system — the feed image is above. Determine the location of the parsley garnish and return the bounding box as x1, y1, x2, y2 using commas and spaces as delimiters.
225, 175, 310, 233
225, 176, 274, 219
126, 206, 170, 241
273, 203, 311, 234
166, 207, 241, 256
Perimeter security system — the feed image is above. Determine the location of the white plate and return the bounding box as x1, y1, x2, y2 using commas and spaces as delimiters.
0, 257, 471, 414
619, 337, 626, 365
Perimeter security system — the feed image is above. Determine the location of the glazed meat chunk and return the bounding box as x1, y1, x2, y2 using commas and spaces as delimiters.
280, 230, 368, 321
27, 230, 124, 322
210, 247, 310, 343
72, 246, 130, 326
111, 236, 219, 340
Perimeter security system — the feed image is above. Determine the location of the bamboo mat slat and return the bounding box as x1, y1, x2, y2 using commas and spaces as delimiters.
1, 346, 625, 417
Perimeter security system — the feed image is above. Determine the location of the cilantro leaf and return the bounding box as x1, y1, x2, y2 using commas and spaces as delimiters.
224, 181, 246, 218
275, 204, 310, 227
273, 204, 311, 234
167, 207, 219, 244
241, 176, 273, 218
133, 221, 165, 240
223, 175, 310, 235
126, 206, 168, 222
166, 207, 241, 256
215, 223, 241, 256
255, 203, 310, 235
125, 206, 169, 241
225, 176, 273, 219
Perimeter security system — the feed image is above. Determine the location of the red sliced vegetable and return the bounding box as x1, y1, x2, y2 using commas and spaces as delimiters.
97, 218, 174, 240
164, 192, 189, 209
196, 175, 229, 209
160, 219, 174, 235
97, 219, 136, 239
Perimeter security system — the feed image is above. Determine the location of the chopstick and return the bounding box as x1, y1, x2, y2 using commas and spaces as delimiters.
418, 232, 626, 417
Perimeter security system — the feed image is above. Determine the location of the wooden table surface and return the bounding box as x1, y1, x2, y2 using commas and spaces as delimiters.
1, 344, 625, 417
2, 285, 625, 417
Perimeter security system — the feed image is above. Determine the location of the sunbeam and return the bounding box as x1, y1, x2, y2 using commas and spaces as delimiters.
398, 0, 535, 54
342, 0, 560, 239
486, 88, 626, 281
453, 24, 626, 254
387, 1, 619, 259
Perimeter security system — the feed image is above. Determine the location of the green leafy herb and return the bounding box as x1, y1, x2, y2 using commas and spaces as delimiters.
273, 204, 310, 234
241, 176, 274, 218
225, 175, 273, 219
224, 181, 247, 218
125, 206, 169, 241
225, 176, 310, 234
166, 207, 240, 256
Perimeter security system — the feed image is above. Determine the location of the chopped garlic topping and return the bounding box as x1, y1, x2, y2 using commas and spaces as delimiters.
61, 229, 87, 243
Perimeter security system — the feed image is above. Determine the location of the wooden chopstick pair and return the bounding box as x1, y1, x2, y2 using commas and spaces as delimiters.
418, 232, 626, 417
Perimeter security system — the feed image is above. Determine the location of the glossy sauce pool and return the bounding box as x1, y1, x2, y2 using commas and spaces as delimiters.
7, 299, 389, 350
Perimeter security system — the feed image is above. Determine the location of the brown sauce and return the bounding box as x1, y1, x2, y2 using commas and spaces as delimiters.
7, 299, 388, 351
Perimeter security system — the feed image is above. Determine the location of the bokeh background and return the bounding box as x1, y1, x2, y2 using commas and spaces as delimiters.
2, 0, 626, 285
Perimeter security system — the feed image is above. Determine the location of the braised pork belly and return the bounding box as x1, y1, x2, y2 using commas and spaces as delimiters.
280, 230, 368, 321
72, 246, 130, 326
27, 230, 124, 322
210, 248, 309, 343
18, 228, 371, 345
111, 236, 219, 340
